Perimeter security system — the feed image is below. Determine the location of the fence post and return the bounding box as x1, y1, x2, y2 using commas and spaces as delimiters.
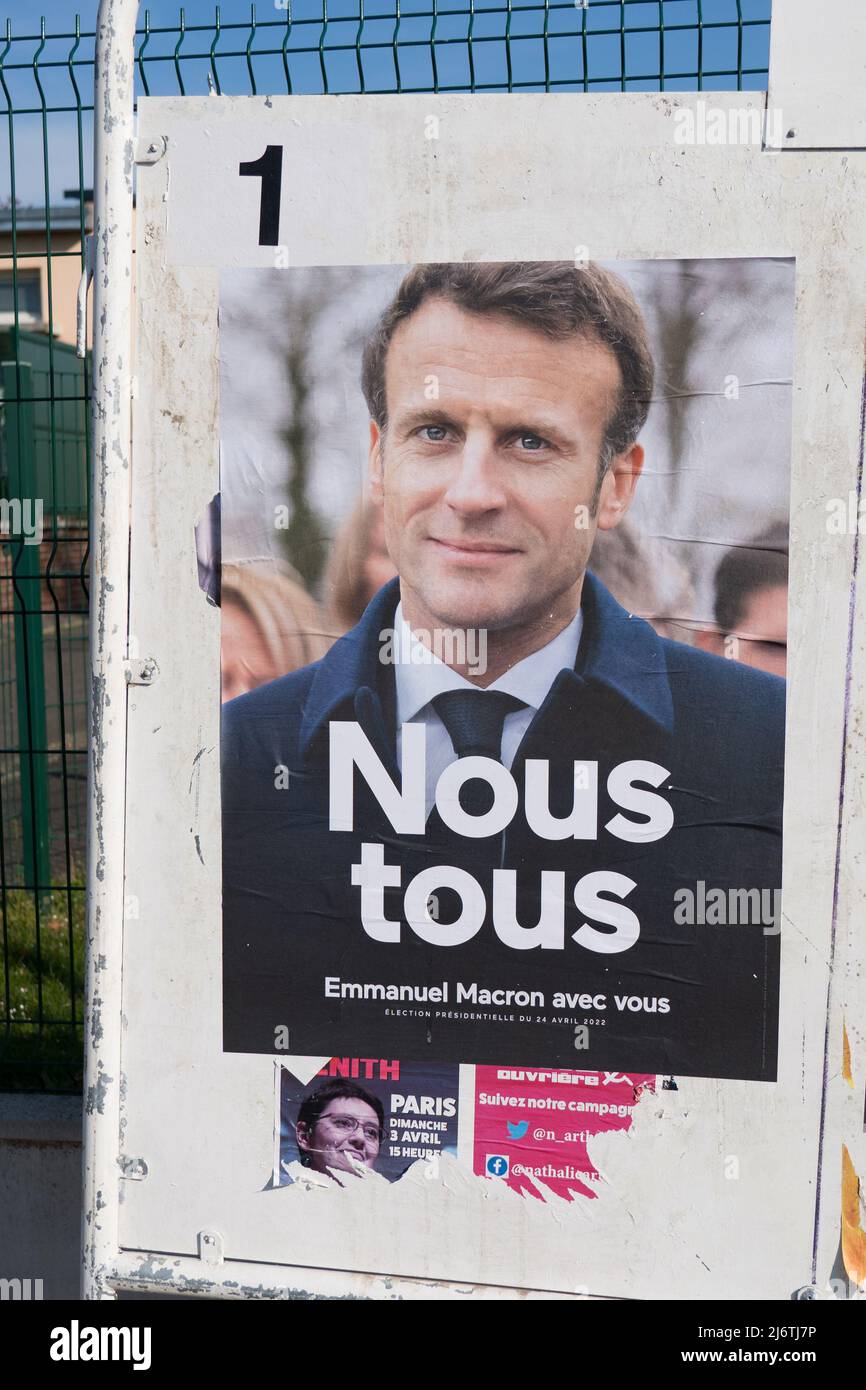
81, 0, 140, 1301
2, 360, 50, 897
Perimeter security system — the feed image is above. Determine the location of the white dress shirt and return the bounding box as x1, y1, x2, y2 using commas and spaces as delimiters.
392, 602, 583, 818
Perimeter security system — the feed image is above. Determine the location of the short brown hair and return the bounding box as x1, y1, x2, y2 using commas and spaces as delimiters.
361, 261, 655, 469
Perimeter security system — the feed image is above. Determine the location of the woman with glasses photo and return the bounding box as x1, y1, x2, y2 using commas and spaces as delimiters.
294, 1080, 385, 1181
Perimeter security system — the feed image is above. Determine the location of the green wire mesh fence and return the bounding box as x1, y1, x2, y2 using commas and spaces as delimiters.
0, 1, 772, 1092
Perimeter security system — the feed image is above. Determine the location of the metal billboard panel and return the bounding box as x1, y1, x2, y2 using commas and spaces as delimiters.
91, 92, 866, 1300
768, 0, 866, 150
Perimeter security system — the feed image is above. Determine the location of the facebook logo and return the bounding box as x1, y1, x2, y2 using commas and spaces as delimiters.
485, 1154, 510, 1178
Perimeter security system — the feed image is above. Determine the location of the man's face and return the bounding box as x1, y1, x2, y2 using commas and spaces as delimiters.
369, 298, 643, 634
297, 1096, 382, 1176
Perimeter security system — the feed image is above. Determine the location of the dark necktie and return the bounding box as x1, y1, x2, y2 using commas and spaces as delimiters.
432, 689, 527, 819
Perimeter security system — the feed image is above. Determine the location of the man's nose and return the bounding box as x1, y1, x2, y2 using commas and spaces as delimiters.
442, 433, 507, 515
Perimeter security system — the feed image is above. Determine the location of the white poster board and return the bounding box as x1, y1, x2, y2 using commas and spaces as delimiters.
104, 92, 866, 1300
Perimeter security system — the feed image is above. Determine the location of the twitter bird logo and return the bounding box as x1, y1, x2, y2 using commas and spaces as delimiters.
507, 1120, 529, 1140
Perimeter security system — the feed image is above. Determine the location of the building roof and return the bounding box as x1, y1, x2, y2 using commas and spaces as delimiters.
0, 205, 91, 233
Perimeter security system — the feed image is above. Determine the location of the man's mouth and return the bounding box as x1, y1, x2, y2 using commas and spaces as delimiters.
429, 537, 521, 558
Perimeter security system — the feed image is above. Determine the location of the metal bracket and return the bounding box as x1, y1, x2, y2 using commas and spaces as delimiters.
124, 657, 159, 686
134, 135, 167, 165
75, 234, 94, 360
120, 1156, 148, 1181
198, 1230, 225, 1266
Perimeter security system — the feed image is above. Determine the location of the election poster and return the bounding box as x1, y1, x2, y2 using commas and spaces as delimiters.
219, 256, 792, 1087
272, 1057, 459, 1186
473, 1067, 656, 1202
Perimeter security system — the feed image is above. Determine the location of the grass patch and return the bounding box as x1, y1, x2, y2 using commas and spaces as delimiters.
0, 884, 85, 1092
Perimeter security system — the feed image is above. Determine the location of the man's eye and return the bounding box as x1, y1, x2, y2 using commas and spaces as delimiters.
516, 432, 548, 451
419, 424, 448, 442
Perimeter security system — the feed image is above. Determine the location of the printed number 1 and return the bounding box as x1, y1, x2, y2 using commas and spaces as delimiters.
239, 145, 284, 246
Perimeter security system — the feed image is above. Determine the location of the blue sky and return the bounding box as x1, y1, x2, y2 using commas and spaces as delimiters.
0, 0, 772, 206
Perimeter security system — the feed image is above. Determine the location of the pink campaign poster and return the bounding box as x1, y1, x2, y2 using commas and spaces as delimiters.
474, 1066, 656, 1201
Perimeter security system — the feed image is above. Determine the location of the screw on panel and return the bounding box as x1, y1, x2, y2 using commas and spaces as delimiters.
134, 135, 167, 165
121, 1156, 148, 1181
197, 1231, 225, 1266
125, 658, 159, 686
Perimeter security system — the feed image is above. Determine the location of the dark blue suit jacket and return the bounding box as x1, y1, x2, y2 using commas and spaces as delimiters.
222, 572, 784, 1080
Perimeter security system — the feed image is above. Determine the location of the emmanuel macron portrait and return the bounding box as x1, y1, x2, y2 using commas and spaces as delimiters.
221, 260, 785, 1081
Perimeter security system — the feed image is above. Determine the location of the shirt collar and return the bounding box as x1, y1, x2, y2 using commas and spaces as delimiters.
393, 601, 583, 725
298, 572, 674, 762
